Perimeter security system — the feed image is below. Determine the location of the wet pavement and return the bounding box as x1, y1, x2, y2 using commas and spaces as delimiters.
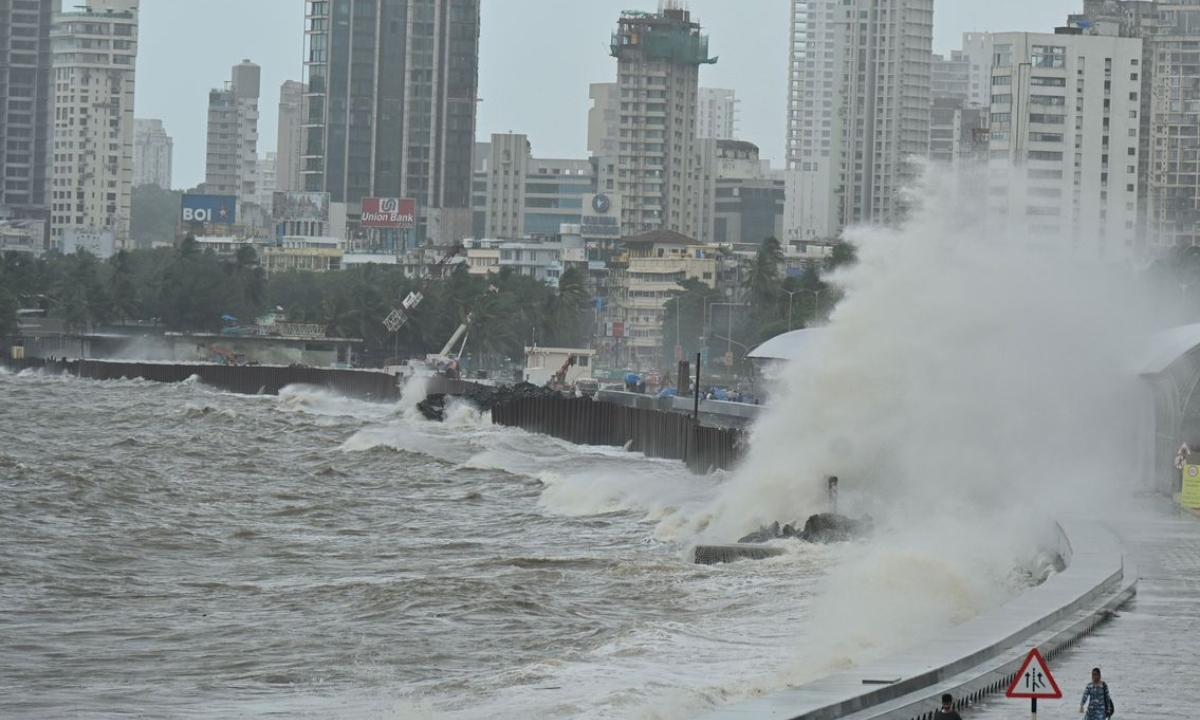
966, 498, 1200, 718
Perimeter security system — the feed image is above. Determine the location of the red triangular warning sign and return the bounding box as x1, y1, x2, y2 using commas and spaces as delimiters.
1006, 648, 1063, 699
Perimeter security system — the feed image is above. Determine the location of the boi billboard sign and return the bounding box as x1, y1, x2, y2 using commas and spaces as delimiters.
360, 197, 416, 229
181, 194, 237, 225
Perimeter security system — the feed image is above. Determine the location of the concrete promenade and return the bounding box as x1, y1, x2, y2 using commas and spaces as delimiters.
966, 497, 1200, 718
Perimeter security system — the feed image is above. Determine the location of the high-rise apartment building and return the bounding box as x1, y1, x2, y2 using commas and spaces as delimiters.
477, 133, 530, 239
302, 0, 481, 246
986, 31, 1143, 258
256, 151, 277, 214
133, 118, 172, 189
1, 0, 58, 228
929, 98, 987, 166
471, 134, 595, 240
697, 87, 736, 140
609, 5, 715, 238
961, 32, 995, 109
587, 82, 620, 158
694, 139, 784, 246
48, 0, 138, 254
785, 0, 932, 239
204, 60, 260, 207
930, 52, 971, 104
275, 79, 305, 193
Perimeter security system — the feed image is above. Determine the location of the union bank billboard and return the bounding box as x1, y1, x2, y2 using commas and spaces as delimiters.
360, 197, 416, 229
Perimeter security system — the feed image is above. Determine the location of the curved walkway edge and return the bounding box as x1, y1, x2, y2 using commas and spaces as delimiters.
701, 518, 1137, 720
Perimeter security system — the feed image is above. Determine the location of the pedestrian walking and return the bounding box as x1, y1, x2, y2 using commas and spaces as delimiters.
932, 693, 962, 720
1079, 667, 1114, 718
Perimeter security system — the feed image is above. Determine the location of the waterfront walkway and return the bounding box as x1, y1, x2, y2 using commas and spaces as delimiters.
967, 497, 1200, 718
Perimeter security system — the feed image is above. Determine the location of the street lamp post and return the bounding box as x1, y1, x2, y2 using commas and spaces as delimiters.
783, 289, 801, 331
808, 288, 825, 322
706, 302, 749, 370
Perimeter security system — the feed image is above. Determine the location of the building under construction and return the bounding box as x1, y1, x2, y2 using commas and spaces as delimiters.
608, 3, 716, 238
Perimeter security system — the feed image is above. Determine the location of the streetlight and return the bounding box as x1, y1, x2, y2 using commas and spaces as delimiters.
807, 288, 825, 323
783, 289, 801, 331
707, 302, 748, 369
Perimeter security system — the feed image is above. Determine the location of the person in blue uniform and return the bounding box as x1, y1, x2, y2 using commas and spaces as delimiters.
1079, 667, 1113, 719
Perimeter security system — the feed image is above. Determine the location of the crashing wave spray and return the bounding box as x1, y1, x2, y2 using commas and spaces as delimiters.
689, 162, 1154, 541
638, 162, 1164, 698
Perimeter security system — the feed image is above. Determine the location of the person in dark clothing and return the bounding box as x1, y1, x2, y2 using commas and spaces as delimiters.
933, 693, 963, 720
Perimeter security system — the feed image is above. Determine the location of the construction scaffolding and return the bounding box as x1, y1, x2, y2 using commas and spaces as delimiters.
610, 8, 717, 66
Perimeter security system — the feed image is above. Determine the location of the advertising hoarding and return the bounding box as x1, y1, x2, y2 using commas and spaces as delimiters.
181, 194, 237, 225
272, 191, 330, 222
360, 197, 416, 229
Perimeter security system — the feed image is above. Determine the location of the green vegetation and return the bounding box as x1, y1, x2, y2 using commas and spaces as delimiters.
0, 244, 590, 368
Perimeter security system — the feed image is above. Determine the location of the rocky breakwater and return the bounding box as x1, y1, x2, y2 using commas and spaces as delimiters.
693, 513, 874, 565
417, 382, 567, 422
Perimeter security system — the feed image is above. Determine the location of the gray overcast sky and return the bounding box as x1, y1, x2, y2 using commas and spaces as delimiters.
136, 0, 1081, 189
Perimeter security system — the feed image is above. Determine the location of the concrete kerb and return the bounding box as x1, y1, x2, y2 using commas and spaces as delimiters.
700, 519, 1134, 720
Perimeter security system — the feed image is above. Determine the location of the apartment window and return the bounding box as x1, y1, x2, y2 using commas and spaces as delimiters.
993, 44, 1013, 68
1031, 76, 1066, 87
1030, 95, 1066, 107
1032, 45, 1066, 69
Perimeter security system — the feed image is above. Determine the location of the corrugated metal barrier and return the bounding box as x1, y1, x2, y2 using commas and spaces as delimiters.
490, 395, 742, 473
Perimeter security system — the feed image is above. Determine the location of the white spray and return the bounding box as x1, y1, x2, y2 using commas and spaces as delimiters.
648, 162, 1163, 695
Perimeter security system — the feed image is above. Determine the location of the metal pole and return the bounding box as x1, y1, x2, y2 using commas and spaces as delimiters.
727, 305, 732, 359
693, 352, 701, 421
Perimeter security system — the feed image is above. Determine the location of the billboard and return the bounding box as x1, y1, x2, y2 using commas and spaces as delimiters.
181, 194, 237, 225
62, 229, 115, 259
272, 191, 329, 222
360, 197, 416, 229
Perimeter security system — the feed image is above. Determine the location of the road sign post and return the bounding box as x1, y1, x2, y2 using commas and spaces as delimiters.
1006, 648, 1062, 716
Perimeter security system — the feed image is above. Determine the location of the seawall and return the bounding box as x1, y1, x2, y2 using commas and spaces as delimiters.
3, 357, 399, 401
701, 519, 1135, 719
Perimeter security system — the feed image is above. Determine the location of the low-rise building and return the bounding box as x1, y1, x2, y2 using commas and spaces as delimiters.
610, 230, 717, 370
461, 237, 564, 285
262, 242, 343, 273
0, 219, 46, 256
192, 235, 271, 258
523, 346, 597, 386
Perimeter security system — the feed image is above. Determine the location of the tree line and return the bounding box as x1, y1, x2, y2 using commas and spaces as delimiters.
0, 237, 591, 368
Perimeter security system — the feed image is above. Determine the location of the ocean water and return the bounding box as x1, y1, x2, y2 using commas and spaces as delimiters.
0, 369, 831, 719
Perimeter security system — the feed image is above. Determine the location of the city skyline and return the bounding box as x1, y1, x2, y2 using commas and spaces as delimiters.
135, 0, 1080, 189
